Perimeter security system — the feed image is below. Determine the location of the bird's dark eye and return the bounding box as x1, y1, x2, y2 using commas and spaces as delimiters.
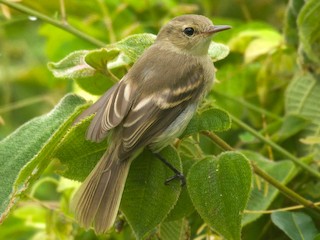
183, 27, 195, 36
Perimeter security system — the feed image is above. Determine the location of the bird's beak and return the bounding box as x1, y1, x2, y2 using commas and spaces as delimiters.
205, 25, 232, 35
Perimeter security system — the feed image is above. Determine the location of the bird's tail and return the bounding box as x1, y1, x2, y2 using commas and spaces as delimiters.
71, 150, 131, 234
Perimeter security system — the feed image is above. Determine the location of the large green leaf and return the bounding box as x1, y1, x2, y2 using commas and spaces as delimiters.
271, 211, 319, 240
120, 146, 182, 239
187, 152, 252, 240
53, 116, 108, 182
0, 94, 86, 222
241, 151, 296, 226
285, 72, 320, 157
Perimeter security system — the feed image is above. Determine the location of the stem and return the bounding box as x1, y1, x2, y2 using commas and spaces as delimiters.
244, 202, 320, 214
0, 0, 106, 47
201, 131, 320, 213
59, 0, 67, 24
96, 0, 116, 43
230, 114, 320, 179
0, 95, 53, 114
213, 91, 281, 121
252, 162, 318, 210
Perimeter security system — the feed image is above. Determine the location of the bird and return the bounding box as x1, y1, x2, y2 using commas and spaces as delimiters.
71, 14, 231, 234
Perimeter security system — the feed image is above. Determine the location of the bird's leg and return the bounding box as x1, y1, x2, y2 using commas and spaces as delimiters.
153, 152, 186, 186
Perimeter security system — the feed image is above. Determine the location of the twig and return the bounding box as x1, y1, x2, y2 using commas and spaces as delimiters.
0, 0, 106, 47
0, 94, 53, 114
59, 0, 67, 24
230, 114, 320, 179
212, 91, 282, 121
96, 0, 116, 43
244, 202, 320, 214
201, 130, 320, 213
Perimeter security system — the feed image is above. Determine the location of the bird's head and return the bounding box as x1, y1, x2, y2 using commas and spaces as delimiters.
156, 14, 231, 56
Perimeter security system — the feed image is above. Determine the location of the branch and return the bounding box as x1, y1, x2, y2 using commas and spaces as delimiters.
229, 114, 320, 179
0, 0, 106, 47
201, 131, 320, 213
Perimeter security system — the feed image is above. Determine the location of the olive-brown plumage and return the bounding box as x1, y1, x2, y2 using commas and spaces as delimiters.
72, 14, 230, 234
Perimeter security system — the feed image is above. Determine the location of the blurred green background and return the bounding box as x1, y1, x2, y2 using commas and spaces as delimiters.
0, 0, 288, 138
2, 0, 320, 239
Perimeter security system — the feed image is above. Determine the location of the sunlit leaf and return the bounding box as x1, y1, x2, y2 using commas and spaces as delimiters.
85, 48, 120, 71
0, 95, 86, 222
208, 42, 230, 62
114, 33, 156, 62
48, 50, 93, 79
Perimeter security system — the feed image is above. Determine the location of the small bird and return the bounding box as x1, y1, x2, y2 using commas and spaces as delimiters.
72, 14, 231, 234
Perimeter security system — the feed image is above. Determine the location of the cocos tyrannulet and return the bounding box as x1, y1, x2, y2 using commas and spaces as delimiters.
72, 14, 230, 234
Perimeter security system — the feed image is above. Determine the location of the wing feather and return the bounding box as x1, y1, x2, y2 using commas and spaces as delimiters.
86, 80, 135, 142
120, 65, 206, 154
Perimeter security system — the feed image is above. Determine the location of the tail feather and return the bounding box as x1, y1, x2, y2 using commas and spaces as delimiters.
71, 150, 131, 234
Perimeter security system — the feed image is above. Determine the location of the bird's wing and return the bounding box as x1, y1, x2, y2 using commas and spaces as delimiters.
73, 84, 118, 126
120, 63, 206, 155
85, 79, 135, 142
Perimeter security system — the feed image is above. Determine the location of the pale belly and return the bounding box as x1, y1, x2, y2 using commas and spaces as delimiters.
149, 103, 197, 152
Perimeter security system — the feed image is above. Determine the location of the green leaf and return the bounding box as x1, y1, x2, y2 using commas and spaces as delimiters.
285, 72, 320, 157
272, 114, 309, 142
85, 48, 120, 71
300, 136, 320, 145
244, 34, 281, 63
53, 116, 108, 182
271, 211, 319, 240
181, 108, 231, 138
208, 42, 230, 62
241, 151, 296, 226
120, 146, 182, 239
0, 94, 86, 222
48, 50, 94, 79
284, 0, 305, 48
165, 148, 196, 221
158, 219, 189, 240
48, 50, 115, 95
187, 152, 252, 240
115, 33, 156, 63
229, 26, 282, 62
298, 0, 320, 64
75, 73, 115, 95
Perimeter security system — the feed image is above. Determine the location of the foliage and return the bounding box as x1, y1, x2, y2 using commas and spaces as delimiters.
0, 0, 320, 239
